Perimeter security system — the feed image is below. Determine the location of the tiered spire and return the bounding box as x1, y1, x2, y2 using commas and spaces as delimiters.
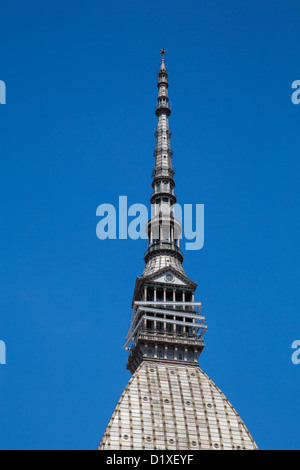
124, 51, 207, 374
153, 51, 173, 181
143, 50, 184, 277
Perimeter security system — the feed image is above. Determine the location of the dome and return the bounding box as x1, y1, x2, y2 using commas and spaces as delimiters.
98, 360, 257, 450
142, 253, 186, 277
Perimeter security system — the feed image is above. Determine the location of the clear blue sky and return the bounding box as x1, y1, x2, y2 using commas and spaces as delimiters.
0, 0, 299, 450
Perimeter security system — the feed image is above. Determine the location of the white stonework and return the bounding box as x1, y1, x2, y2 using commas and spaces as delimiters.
151, 272, 187, 285
98, 360, 257, 450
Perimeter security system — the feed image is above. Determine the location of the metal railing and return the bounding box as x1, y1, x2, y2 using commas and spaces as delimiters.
152, 167, 175, 179
150, 190, 176, 201
144, 242, 183, 260
124, 301, 206, 350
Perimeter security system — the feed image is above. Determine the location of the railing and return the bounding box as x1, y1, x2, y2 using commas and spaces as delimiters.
158, 76, 169, 85
144, 242, 183, 261
150, 190, 177, 201
153, 149, 174, 158
155, 103, 171, 116
152, 167, 175, 179
124, 301, 206, 350
134, 326, 204, 344
154, 129, 172, 138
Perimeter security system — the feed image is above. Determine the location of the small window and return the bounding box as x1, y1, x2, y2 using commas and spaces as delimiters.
167, 349, 174, 359
158, 349, 163, 358
147, 348, 154, 357
166, 290, 173, 301
156, 290, 163, 301
147, 320, 154, 331
147, 288, 154, 301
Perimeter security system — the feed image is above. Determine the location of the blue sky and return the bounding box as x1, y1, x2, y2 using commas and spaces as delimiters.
0, 0, 299, 450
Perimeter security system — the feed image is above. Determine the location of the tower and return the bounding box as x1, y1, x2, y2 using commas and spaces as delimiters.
98, 51, 257, 451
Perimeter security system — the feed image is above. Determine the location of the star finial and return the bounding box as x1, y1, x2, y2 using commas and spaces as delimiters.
159, 49, 167, 59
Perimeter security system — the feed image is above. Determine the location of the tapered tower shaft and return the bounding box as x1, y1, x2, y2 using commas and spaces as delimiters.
124, 52, 206, 374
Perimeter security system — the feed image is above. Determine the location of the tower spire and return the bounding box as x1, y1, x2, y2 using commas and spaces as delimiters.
124, 52, 207, 374
98, 54, 258, 451
142, 49, 184, 277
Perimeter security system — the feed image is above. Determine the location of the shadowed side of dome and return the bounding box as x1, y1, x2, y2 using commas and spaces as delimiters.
98, 361, 257, 450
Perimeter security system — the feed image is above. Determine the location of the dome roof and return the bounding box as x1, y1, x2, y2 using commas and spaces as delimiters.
98, 360, 257, 450
142, 254, 186, 277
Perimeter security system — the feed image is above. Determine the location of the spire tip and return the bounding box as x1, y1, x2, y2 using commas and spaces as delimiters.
159, 49, 167, 60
